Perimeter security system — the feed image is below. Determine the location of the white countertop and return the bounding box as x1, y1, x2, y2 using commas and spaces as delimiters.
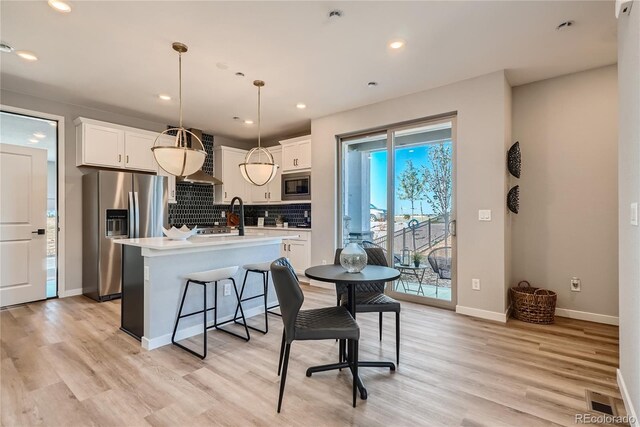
246, 226, 312, 232
114, 233, 297, 255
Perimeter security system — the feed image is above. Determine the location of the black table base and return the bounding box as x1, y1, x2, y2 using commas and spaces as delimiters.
305, 360, 395, 400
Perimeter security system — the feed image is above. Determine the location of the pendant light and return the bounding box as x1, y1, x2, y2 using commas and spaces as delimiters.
239, 80, 279, 186
151, 42, 207, 177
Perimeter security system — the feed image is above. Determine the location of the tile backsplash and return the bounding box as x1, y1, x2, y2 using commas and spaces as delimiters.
167, 130, 311, 227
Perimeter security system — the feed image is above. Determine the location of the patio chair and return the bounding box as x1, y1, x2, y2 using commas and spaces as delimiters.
427, 247, 452, 296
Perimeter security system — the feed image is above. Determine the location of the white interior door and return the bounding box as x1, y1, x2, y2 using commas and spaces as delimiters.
0, 143, 48, 306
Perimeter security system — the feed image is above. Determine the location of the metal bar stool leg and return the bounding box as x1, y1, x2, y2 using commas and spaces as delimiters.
263, 272, 269, 334
233, 270, 250, 325
171, 280, 191, 345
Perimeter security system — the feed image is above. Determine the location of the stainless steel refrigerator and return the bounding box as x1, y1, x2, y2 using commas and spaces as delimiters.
83, 171, 167, 301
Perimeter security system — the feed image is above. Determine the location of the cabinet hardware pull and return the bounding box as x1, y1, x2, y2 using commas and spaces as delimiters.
268, 192, 271, 199
126, 155, 129, 163
265, 192, 267, 199
225, 191, 227, 198
118, 154, 122, 163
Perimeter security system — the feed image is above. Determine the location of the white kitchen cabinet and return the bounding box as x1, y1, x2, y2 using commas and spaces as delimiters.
280, 135, 311, 172
123, 131, 157, 172
285, 239, 310, 274
214, 146, 250, 203
77, 122, 124, 168
250, 147, 282, 203
244, 228, 311, 275
75, 118, 159, 173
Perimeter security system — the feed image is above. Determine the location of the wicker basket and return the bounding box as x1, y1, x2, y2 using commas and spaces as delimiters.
510, 281, 557, 324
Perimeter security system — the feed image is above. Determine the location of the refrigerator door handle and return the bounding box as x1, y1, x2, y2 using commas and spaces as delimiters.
128, 192, 135, 238
133, 192, 140, 238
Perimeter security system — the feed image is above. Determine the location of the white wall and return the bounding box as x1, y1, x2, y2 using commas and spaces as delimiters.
311, 70, 512, 316
617, 0, 640, 419
511, 65, 619, 318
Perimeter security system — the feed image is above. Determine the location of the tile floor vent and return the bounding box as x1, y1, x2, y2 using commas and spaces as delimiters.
585, 390, 617, 416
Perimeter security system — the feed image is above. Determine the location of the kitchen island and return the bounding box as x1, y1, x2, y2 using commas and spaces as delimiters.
115, 233, 295, 350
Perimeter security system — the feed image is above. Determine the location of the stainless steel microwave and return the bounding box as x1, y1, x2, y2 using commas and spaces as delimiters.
282, 172, 311, 201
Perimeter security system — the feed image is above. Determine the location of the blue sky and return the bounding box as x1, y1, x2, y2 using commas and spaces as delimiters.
370, 142, 451, 215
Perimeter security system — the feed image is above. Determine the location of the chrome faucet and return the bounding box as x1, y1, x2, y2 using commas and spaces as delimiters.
229, 197, 245, 236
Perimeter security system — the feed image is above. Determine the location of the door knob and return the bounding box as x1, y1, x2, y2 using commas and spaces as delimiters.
31, 229, 45, 235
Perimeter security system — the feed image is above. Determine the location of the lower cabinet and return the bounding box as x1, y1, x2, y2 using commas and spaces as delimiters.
245, 228, 311, 275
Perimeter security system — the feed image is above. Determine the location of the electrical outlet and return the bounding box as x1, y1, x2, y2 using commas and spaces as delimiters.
221, 210, 226, 218
631, 202, 638, 226
472, 278, 480, 290
478, 210, 492, 221
571, 277, 581, 292
224, 283, 232, 296
265, 211, 269, 217
144, 266, 149, 281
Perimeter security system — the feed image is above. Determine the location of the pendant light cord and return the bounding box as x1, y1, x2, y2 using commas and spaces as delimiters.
178, 51, 183, 129
257, 84, 261, 148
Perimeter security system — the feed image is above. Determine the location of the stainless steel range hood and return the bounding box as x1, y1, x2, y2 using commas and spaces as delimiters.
177, 128, 223, 185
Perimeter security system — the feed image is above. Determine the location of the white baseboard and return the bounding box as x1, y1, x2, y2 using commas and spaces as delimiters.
456, 305, 508, 323
142, 305, 266, 350
617, 369, 639, 427
554, 308, 619, 325
60, 288, 83, 298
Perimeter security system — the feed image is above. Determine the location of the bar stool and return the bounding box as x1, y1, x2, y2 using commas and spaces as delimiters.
233, 261, 281, 334
172, 266, 250, 359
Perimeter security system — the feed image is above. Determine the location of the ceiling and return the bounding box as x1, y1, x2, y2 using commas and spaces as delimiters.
0, 1, 617, 142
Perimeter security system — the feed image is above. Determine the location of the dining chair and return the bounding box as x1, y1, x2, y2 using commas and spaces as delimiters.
334, 247, 401, 364
270, 258, 360, 413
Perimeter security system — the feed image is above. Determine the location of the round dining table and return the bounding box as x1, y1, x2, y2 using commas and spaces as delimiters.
304, 264, 401, 400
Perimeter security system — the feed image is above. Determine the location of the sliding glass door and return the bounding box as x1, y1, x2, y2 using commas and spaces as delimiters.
339, 117, 456, 308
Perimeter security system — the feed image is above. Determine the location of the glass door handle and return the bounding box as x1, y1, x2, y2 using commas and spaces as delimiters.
448, 220, 457, 237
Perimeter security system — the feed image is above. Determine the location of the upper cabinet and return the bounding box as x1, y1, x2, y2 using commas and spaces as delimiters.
280, 135, 311, 172
214, 146, 250, 203
75, 118, 158, 173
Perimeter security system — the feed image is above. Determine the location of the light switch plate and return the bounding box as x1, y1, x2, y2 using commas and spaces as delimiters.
472, 278, 480, 290
631, 203, 638, 226
478, 210, 492, 221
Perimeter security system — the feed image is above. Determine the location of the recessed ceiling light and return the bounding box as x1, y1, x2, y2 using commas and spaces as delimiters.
296, 103, 307, 109
367, 81, 378, 87
33, 132, 46, 139
158, 94, 171, 101
28, 138, 39, 144
244, 119, 254, 125
48, 0, 71, 13
235, 72, 245, 77
0, 42, 13, 53
233, 116, 240, 121
16, 51, 38, 61
556, 20, 574, 31
389, 39, 405, 49
216, 62, 229, 70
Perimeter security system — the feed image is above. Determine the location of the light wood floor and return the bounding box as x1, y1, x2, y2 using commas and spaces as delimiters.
1, 285, 625, 427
